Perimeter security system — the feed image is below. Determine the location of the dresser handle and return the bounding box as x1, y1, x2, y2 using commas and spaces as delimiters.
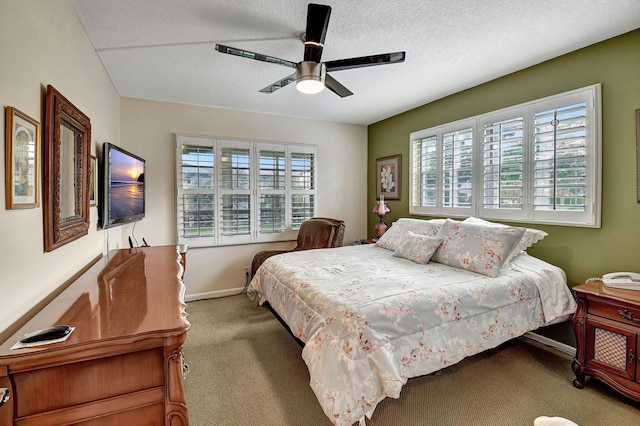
617, 309, 640, 323
0, 388, 9, 407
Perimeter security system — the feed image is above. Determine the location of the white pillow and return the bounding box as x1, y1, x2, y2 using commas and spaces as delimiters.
376, 218, 442, 251
463, 217, 547, 267
393, 232, 443, 264
432, 219, 525, 277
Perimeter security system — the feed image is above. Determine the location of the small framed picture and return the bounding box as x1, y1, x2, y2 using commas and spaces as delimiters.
376, 154, 401, 200
89, 154, 97, 207
5, 107, 40, 209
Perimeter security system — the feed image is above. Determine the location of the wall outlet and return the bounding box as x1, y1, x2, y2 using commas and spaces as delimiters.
243, 266, 250, 275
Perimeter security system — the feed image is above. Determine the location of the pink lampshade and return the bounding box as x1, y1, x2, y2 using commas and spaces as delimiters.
372, 200, 390, 217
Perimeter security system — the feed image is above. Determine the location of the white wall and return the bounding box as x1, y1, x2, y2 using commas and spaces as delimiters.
0, 1, 120, 332
119, 97, 368, 299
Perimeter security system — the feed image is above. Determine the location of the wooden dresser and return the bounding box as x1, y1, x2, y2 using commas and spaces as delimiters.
0, 246, 190, 425
572, 280, 640, 402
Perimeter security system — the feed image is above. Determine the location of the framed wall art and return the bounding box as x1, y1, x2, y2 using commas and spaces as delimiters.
376, 154, 401, 200
5, 106, 41, 209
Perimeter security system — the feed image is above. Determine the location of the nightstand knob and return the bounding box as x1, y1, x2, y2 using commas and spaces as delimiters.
629, 351, 635, 363
617, 309, 640, 323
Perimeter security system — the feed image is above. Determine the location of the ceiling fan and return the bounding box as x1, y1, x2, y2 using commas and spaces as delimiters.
215, 3, 406, 97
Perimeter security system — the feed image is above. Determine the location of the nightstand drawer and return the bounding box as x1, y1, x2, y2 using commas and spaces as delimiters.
589, 298, 640, 327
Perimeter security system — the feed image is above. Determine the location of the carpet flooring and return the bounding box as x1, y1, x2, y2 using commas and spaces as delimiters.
183, 294, 640, 425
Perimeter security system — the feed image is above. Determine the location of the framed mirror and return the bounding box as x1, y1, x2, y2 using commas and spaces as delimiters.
43, 85, 91, 252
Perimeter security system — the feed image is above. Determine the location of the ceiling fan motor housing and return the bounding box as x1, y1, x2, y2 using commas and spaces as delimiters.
296, 61, 326, 94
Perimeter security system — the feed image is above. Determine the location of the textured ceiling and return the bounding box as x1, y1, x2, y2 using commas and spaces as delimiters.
71, 0, 640, 125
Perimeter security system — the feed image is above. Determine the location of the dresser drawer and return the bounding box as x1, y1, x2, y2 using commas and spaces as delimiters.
13, 348, 164, 417
589, 297, 640, 328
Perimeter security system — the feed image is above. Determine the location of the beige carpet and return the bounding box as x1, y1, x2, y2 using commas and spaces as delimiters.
183, 294, 640, 426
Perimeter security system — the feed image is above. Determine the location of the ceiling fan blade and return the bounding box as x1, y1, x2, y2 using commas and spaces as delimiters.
259, 73, 297, 94
325, 73, 353, 98
303, 4, 331, 63
215, 44, 297, 69
325, 51, 406, 72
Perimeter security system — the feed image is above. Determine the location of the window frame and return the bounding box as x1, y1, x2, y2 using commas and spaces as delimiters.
176, 135, 317, 247
409, 84, 602, 228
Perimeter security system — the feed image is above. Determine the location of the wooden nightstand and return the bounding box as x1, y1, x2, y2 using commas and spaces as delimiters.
572, 280, 640, 401
353, 239, 378, 245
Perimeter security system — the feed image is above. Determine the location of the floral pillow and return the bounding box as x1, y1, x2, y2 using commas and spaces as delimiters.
393, 232, 443, 264
432, 219, 525, 277
463, 217, 547, 267
376, 218, 442, 251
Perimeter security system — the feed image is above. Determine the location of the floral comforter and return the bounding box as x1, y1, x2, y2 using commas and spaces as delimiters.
247, 245, 576, 426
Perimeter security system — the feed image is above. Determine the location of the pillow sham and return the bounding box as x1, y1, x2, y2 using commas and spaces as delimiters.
397, 217, 447, 226
393, 232, 443, 264
432, 219, 525, 277
376, 218, 442, 251
463, 217, 547, 266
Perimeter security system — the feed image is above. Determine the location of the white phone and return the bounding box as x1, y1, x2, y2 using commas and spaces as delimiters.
602, 272, 640, 290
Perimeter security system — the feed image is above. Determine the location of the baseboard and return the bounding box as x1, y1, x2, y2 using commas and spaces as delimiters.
522, 331, 576, 356
184, 287, 246, 302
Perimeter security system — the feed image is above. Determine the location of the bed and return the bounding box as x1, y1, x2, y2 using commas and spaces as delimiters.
247, 217, 577, 426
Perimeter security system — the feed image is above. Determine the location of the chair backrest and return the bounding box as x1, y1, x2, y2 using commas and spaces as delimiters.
294, 217, 345, 250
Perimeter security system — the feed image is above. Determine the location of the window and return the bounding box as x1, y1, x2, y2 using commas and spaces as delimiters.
410, 84, 601, 227
176, 135, 317, 247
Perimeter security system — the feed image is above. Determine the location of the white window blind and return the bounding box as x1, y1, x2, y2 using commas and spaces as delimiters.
291, 151, 315, 230
482, 116, 524, 210
442, 127, 473, 209
176, 135, 317, 247
258, 147, 286, 234
177, 141, 216, 246
409, 84, 601, 227
532, 103, 587, 212
409, 119, 476, 218
411, 135, 437, 208
218, 142, 251, 245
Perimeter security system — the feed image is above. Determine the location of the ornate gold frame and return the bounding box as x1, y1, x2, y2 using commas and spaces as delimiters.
43, 85, 91, 252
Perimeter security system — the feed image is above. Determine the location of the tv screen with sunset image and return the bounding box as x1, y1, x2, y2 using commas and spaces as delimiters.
100, 143, 145, 229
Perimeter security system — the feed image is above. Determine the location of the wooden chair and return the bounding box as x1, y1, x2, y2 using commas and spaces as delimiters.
250, 217, 345, 278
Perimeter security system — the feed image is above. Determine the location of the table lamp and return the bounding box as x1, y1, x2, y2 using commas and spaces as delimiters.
372, 195, 391, 237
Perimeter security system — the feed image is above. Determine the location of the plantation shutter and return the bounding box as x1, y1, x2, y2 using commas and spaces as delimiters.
290, 149, 315, 230
176, 135, 317, 246
177, 137, 216, 246
409, 84, 600, 227
441, 127, 473, 211
258, 145, 287, 236
411, 135, 438, 209
533, 102, 587, 213
218, 141, 252, 245
481, 116, 524, 211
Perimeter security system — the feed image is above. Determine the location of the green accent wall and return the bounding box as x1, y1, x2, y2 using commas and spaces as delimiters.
368, 29, 640, 289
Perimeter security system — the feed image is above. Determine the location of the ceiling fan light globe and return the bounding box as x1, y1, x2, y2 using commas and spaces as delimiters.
296, 78, 324, 94
296, 61, 326, 94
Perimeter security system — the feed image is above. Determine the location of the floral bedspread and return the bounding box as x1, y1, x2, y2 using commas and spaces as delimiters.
247, 245, 576, 426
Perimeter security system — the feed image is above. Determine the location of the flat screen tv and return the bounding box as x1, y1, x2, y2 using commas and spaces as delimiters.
99, 142, 145, 229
